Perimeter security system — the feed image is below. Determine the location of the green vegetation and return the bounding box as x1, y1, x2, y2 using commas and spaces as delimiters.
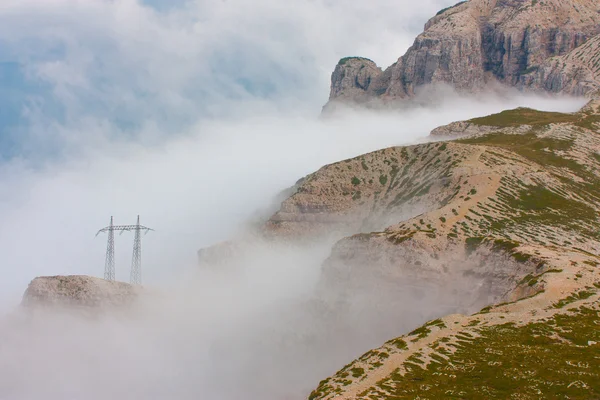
466, 106, 600, 132
351, 176, 361, 186
435, 0, 467, 16
386, 338, 408, 350
468, 108, 580, 127
358, 307, 600, 399
379, 174, 388, 185
338, 56, 374, 66
553, 290, 596, 309
458, 131, 580, 173
408, 326, 431, 341
465, 236, 485, 254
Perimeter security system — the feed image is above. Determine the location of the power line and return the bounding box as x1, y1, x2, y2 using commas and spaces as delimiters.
96, 216, 154, 285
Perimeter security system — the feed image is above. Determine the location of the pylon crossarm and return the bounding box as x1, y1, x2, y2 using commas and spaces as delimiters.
97, 216, 153, 285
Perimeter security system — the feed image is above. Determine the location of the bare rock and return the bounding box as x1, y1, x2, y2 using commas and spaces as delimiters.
22, 275, 139, 309
519, 33, 600, 96
324, 57, 382, 112
326, 0, 600, 108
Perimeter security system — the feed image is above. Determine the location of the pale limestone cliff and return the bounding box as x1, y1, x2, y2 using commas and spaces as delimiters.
327, 0, 600, 109
328, 58, 382, 106
520, 33, 600, 96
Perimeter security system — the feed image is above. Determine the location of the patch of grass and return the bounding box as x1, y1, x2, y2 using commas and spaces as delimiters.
512, 252, 532, 263
408, 326, 431, 341
465, 236, 485, 254
360, 307, 600, 399
338, 56, 374, 66
425, 319, 447, 329
467, 108, 579, 127
435, 1, 467, 16
553, 290, 596, 309
386, 338, 408, 350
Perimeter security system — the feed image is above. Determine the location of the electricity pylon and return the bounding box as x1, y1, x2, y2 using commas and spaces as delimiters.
130, 215, 143, 285
102, 216, 116, 281
96, 216, 154, 284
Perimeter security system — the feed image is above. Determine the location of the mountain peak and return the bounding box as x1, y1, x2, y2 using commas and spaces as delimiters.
326, 0, 600, 109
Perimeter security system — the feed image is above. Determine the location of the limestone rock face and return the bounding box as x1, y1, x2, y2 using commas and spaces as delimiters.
22, 275, 139, 309
325, 57, 382, 111
519, 33, 600, 96
327, 0, 600, 108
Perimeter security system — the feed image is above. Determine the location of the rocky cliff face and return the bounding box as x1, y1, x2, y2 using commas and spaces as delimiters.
520, 33, 600, 96
327, 0, 600, 108
22, 276, 140, 309
326, 58, 382, 108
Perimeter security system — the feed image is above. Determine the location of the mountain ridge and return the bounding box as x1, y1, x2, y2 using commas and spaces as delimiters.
325, 0, 600, 111
298, 99, 600, 399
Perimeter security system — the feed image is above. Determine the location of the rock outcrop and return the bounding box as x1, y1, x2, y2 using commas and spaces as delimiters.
326, 57, 382, 108
520, 33, 600, 96
327, 0, 600, 109
22, 275, 140, 309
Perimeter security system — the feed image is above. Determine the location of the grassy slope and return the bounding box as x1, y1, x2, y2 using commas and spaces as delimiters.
308, 105, 600, 400
357, 305, 600, 399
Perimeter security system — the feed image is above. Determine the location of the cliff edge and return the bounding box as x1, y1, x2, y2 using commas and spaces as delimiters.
326, 0, 600, 110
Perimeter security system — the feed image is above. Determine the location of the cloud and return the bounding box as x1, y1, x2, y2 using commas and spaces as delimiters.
0, 0, 591, 399
0, 0, 464, 158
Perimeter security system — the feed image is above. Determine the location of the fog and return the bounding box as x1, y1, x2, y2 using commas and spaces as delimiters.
0, 0, 589, 399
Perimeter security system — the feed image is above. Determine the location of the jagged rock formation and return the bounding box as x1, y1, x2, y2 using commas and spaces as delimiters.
326, 0, 600, 109
328, 58, 382, 106
260, 100, 600, 398
22, 275, 139, 309
520, 33, 600, 96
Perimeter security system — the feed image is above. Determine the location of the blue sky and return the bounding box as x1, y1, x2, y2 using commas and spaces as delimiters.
0, 0, 463, 162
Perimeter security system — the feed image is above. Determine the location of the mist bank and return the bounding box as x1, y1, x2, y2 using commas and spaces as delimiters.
0, 93, 586, 308
3, 232, 522, 400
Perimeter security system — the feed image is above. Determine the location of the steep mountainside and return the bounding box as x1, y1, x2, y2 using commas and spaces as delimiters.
260, 100, 600, 399
325, 0, 600, 109
520, 33, 600, 96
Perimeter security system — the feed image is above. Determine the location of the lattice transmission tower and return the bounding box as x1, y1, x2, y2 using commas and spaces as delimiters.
102, 216, 116, 281
130, 215, 143, 285
96, 216, 154, 284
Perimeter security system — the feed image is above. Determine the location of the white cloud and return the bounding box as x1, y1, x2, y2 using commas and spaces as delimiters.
0, 0, 591, 398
